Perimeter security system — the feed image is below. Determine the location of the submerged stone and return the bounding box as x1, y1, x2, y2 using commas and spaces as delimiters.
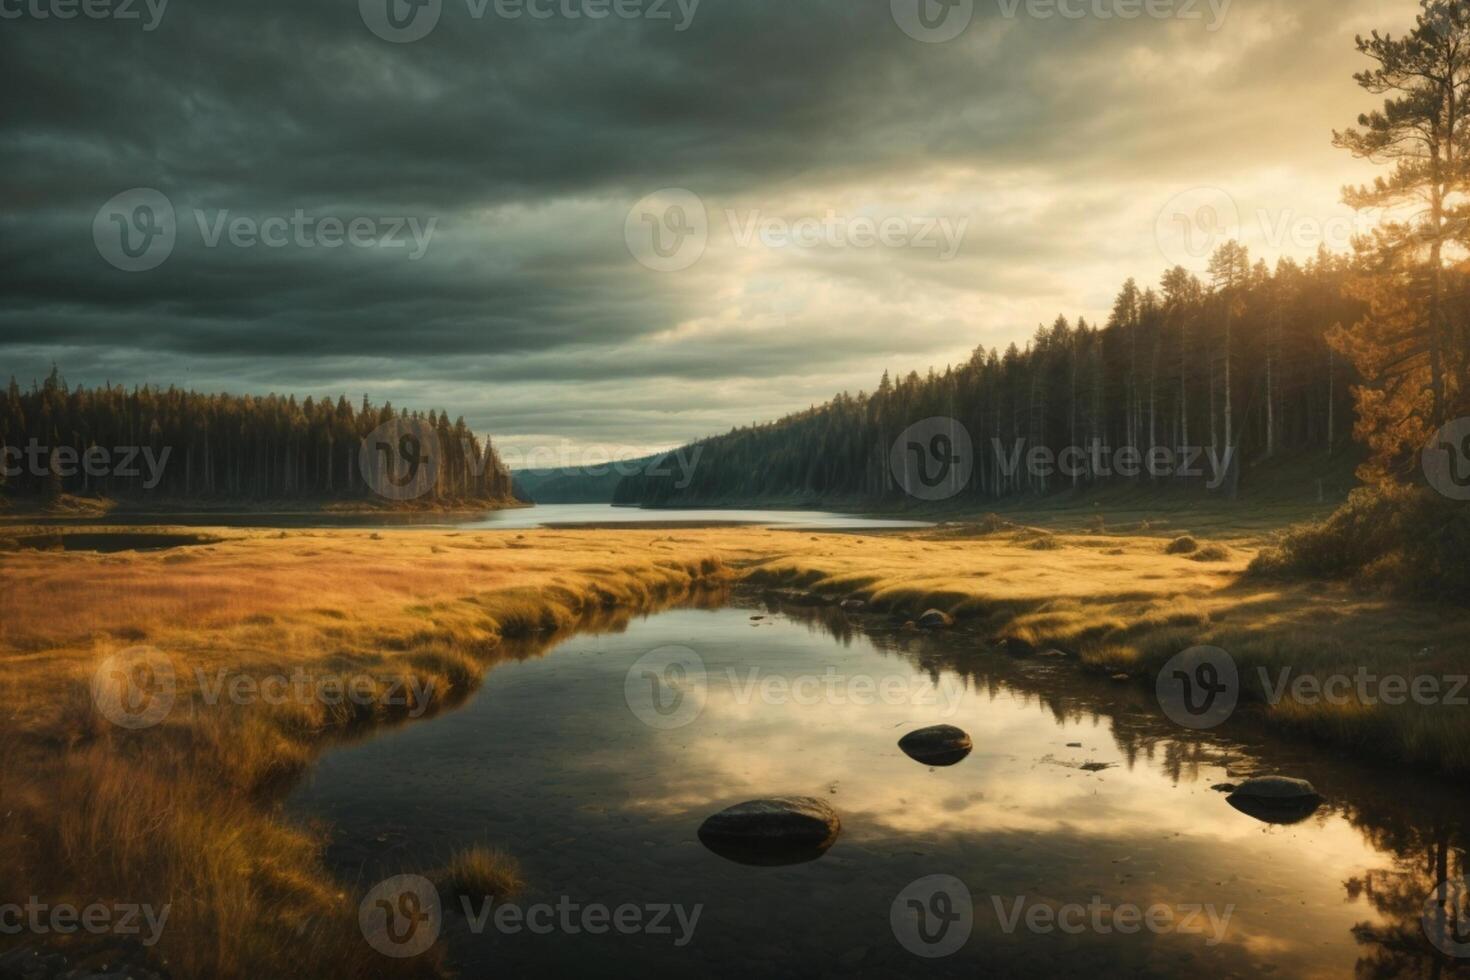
698, 797, 841, 851
1226, 776, 1325, 825
1229, 775, 1322, 800
917, 609, 954, 629
898, 725, 973, 766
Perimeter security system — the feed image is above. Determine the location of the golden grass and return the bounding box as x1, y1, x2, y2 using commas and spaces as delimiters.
743, 524, 1470, 771
433, 847, 523, 903
0, 527, 731, 979
2, 519, 1468, 977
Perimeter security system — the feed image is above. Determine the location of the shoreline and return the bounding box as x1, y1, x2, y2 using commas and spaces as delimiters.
1, 534, 731, 979
3, 523, 1467, 977
0, 496, 532, 522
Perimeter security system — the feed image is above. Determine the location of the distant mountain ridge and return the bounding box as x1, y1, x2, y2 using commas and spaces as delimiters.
513, 456, 661, 504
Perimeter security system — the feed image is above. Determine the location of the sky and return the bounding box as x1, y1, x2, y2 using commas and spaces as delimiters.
0, 0, 1418, 467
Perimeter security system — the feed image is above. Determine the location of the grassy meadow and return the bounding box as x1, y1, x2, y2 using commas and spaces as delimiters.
1, 515, 1467, 977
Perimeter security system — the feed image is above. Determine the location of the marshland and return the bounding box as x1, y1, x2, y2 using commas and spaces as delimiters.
1, 506, 1468, 976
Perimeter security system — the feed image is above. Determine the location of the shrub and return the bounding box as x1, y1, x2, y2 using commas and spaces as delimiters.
1164, 535, 1198, 555
1190, 544, 1232, 562
1249, 484, 1470, 602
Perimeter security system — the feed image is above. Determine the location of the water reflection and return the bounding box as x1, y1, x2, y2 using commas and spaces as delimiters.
697, 834, 838, 868
1225, 793, 1324, 826
287, 592, 1469, 978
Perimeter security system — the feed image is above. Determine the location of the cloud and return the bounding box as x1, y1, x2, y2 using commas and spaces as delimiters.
0, 0, 1409, 456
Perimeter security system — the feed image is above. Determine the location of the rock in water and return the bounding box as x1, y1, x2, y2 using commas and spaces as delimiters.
898, 725, 973, 766
917, 609, 954, 629
698, 797, 842, 859
840, 599, 867, 612
1226, 776, 1324, 825
1229, 775, 1322, 801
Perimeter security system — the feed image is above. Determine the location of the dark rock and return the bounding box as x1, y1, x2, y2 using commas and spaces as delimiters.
1225, 776, 1324, 825
917, 609, 954, 629
898, 725, 973, 766
1229, 775, 1322, 800
696, 799, 840, 852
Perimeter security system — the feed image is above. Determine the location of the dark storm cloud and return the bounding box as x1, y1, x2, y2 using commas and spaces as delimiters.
0, 0, 1411, 454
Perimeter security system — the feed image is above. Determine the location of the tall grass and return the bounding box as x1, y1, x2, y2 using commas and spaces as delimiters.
0, 528, 730, 979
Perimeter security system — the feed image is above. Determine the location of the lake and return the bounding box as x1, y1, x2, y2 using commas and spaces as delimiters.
286, 594, 1469, 978
11, 503, 930, 532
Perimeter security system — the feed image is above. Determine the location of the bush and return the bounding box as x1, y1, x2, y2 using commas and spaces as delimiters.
1249, 484, 1470, 602
1164, 535, 1198, 555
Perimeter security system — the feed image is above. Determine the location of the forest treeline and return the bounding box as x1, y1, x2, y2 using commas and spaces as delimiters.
617, 245, 1368, 507
621, 1, 1470, 514
0, 370, 514, 506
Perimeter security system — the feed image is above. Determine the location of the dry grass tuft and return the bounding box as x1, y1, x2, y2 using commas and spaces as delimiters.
434, 847, 524, 903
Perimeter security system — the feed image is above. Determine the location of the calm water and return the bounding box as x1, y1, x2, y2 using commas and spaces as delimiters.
14, 503, 929, 531
286, 598, 1469, 978
456, 503, 931, 531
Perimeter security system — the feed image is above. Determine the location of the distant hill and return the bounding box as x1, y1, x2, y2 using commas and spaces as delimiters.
513, 456, 660, 504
